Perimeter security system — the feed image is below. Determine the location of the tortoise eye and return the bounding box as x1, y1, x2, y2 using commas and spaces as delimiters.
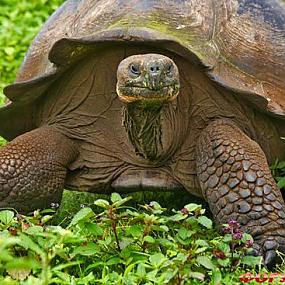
129, 64, 141, 76
166, 64, 174, 76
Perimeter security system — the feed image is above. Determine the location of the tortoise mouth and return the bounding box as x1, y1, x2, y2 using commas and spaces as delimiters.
117, 84, 179, 103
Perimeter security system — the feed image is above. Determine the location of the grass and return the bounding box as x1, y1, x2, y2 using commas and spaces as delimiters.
1, 0, 285, 284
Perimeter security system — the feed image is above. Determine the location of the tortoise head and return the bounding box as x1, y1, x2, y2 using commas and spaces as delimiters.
116, 54, 180, 104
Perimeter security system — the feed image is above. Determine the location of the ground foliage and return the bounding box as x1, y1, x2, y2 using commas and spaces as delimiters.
1, 0, 285, 284
0, 193, 267, 284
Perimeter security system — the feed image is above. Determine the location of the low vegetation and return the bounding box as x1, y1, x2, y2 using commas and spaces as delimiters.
0, 193, 265, 284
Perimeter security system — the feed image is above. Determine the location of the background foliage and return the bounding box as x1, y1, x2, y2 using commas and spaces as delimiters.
0, 0, 65, 104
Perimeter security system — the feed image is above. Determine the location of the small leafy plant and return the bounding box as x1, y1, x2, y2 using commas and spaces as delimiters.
271, 160, 285, 190
270, 138, 285, 190
0, 193, 262, 284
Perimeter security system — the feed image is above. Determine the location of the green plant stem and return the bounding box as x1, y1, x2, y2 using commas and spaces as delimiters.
112, 221, 121, 252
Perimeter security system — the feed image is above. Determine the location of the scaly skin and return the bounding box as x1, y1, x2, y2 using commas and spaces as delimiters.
196, 119, 285, 267
0, 127, 78, 212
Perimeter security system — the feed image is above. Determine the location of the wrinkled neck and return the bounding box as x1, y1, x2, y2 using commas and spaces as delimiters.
123, 102, 164, 161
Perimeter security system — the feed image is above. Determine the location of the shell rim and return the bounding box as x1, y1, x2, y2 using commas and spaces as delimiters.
3, 27, 285, 119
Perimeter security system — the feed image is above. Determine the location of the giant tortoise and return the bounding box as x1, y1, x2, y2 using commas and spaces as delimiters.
1, 0, 285, 266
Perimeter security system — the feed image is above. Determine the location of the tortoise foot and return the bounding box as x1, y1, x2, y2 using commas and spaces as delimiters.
0, 127, 78, 212
196, 119, 285, 267
251, 232, 285, 268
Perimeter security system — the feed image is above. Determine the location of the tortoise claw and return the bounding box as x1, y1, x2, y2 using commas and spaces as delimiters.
252, 237, 285, 269
263, 240, 279, 251
251, 243, 262, 257
263, 240, 279, 269
264, 250, 277, 269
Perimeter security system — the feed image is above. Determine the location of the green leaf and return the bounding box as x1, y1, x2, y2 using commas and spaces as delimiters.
0, 210, 14, 225
149, 253, 166, 267
85, 222, 104, 236
5, 257, 40, 270
168, 213, 186, 221
241, 233, 253, 244
195, 239, 209, 247
222, 234, 233, 243
80, 272, 95, 283
197, 216, 213, 229
195, 247, 208, 254
0, 249, 14, 262
113, 196, 133, 207
147, 201, 165, 214
106, 257, 122, 266
177, 227, 192, 240
111, 192, 122, 203
94, 199, 110, 208
147, 269, 159, 280
137, 263, 146, 278
53, 261, 82, 271
24, 225, 44, 235
159, 225, 169, 232
196, 256, 216, 270
277, 177, 285, 189
211, 269, 222, 285
53, 271, 72, 283
71, 242, 99, 258
0, 235, 21, 249
17, 233, 45, 257
143, 236, 155, 244
119, 237, 133, 250
68, 207, 94, 227
241, 255, 262, 266
41, 215, 53, 224
4, 47, 14, 56
184, 203, 200, 212
174, 252, 189, 263
277, 161, 285, 170
189, 271, 205, 281
159, 268, 177, 282
185, 216, 199, 226
126, 225, 143, 238
157, 238, 176, 249
218, 242, 231, 253
217, 258, 230, 267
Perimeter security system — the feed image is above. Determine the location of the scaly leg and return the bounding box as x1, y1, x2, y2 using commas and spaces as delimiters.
196, 119, 285, 267
0, 127, 78, 212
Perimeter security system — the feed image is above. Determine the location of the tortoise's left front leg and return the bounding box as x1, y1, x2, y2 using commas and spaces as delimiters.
0, 127, 78, 213
196, 119, 285, 267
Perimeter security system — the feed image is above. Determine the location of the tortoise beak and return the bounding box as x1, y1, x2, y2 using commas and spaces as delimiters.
146, 74, 163, 91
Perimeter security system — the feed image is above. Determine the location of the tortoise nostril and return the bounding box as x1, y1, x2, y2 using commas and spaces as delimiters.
149, 62, 162, 74
150, 66, 159, 72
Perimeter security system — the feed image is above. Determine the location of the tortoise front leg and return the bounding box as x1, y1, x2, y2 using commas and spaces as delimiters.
196, 119, 285, 267
0, 127, 78, 212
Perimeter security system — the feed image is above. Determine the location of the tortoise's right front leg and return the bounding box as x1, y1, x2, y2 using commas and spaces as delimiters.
0, 127, 78, 212
196, 119, 285, 268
